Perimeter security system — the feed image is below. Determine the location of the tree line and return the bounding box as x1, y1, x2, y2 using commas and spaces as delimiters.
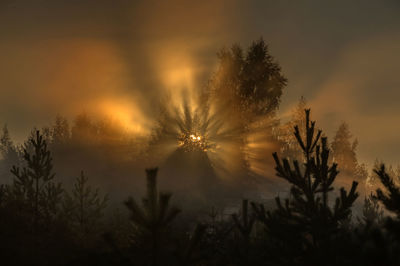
0, 109, 399, 265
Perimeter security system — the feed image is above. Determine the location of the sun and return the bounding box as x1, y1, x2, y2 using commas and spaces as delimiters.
178, 132, 209, 152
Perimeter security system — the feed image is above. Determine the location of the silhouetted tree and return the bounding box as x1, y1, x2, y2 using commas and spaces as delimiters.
360, 194, 384, 226
279, 96, 309, 160
232, 199, 255, 242
51, 114, 70, 145
252, 109, 359, 265
331, 122, 358, 173
212, 38, 287, 118
0, 124, 19, 180
331, 122, 368, 196
345, 164, 400, 265
370, 160, 400, 189
0, 130, 74, 266
124, 168, 181, 266
71, 113, 96, 144
62, 171, 108, 246
374, 165, 400, 217
10, 130, 62, 228
0, 124, 13, 153
373, 165, 400, 241
229, 199, 257, 265
198, 206, 234, 264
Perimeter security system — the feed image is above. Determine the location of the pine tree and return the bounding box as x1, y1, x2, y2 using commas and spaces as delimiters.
374, 165, 400, 218
360, 194, 384, 226
230, 199, 256, 265
252, 109, 359, 264
374, 164, 400, 242
232, 199, 255, 242
10, 130, 62, 228
62, 171, 108, 245
370, 160, 400, 188
367, 164, 400, 264
124, 168, 181, 266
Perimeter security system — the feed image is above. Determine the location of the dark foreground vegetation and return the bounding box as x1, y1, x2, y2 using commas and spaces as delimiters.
0, 109, 399, 266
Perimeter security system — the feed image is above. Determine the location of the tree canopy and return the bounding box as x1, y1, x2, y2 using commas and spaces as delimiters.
211, 38, 287, 118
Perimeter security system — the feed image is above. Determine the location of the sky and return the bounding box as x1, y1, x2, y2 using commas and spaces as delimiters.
0, 0, 399, 166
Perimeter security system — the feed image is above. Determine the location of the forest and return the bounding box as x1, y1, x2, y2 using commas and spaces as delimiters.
1, 39, 400, 266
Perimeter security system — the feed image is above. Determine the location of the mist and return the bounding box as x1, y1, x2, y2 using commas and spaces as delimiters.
2, 1, 400, 265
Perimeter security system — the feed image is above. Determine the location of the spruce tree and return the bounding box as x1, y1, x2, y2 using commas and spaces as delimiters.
331, 122, 358, 173
331, 122, 368, 191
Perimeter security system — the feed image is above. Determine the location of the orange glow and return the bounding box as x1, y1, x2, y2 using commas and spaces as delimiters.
91, 99, 153, 136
